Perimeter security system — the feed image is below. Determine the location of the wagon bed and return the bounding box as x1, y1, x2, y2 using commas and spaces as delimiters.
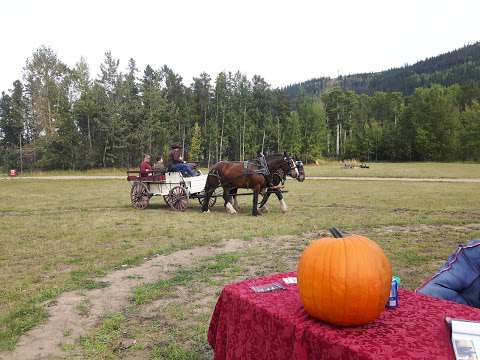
127, 170, 212, 211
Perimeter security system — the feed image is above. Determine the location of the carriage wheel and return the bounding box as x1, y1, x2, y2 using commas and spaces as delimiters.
163, 195, 171, 207
198, 194, 217, 208
131, 182, 150, 209
168, 186, 189, 211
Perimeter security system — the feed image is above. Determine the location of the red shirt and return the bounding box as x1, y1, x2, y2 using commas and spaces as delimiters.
140, 160, 153, 176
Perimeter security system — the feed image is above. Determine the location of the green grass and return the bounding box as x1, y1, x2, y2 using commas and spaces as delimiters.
79, 313, 125, 359
133, 253, 241, 305
1, 164, 480, 350
76, 298, 91, 317
304, 161, 480, 178
151, 343, 208, 360
71, 223, 480, 358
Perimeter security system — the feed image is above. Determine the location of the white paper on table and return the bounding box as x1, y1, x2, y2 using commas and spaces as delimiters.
282, 277, 297, 285
451, 319, 480, 360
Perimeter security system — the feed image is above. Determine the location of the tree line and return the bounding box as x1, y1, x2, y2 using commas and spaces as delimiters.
0, 46, 326, 171
1, 46, 480, 172
320, 84, 480, 161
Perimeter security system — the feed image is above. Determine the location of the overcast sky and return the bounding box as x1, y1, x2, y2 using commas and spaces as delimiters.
1, 0, 479, 92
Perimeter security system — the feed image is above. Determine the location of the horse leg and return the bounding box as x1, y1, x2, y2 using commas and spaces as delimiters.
231, 188, 240, 212
275, 189, 288, 213
223, 187, 237, 214
258, 190, 271, 213
252, 184, 264, 216
252, 191, 261, 216
202, 176, 217, 213
202, 191, 211, 213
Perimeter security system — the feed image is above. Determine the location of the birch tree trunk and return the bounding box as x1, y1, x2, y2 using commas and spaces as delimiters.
181, 126, 186, 159
327, 132, 330, 155
242, 104, 246, 161
87, 114, 92, 151
19, 133, 23, 173
219, 105, 225, 160
336, 123, 340, 158
277, 116, 280, 152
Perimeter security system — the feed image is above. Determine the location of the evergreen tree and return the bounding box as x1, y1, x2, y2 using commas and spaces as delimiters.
459, 101, 480, 160
189, 122, 202, 161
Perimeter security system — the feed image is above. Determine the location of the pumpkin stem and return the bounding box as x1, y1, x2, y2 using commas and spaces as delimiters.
329, 227, 344, 238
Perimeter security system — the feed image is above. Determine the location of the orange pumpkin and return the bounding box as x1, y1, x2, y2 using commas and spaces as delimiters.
297, 228, 392, 326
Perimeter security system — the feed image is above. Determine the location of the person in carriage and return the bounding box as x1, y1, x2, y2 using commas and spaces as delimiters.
139, 154, 153, 177
153, 155, 165, 172
167, 144, 197, 177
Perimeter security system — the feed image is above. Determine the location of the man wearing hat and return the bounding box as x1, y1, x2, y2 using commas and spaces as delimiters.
167, 144, 196, 177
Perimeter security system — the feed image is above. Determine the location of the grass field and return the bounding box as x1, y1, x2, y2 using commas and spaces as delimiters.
0, 162, 480, 357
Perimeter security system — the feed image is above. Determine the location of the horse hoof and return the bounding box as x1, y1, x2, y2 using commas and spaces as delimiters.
202, 210, 210, 214
252, 212, 262, 217
233, 200, 240, 212
225, 202, 237, 214
259, 205, 269, 213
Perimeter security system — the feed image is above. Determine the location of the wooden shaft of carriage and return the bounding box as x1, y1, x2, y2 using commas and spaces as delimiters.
194, 189, 287, 199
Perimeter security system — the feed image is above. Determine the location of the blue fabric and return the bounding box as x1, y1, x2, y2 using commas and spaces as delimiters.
170, 163, 196, 177
418, 239, 480, 307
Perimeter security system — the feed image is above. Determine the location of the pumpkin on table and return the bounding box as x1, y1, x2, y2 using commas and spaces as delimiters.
297, 228, 392, 326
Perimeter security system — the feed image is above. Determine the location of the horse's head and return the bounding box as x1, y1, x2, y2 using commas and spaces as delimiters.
266, 152, 298, 179
294, 158, 306, 182
283, 152, 299, 179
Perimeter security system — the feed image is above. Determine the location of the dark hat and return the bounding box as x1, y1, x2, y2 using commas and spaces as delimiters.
171, 144, 181, 149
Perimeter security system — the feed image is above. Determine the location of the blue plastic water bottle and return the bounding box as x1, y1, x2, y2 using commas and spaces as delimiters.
387, 277, 399, 308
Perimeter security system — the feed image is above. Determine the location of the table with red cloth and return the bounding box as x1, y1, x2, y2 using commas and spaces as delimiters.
208, 272, 480, 360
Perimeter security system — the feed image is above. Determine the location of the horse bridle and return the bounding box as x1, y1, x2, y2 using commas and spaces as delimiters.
284, 156, 299, 178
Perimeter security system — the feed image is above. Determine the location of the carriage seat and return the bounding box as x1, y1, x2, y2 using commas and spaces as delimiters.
127, 171, 166, 182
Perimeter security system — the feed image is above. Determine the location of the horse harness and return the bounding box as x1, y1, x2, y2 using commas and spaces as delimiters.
207, 158, 268, 189
209, 155, 297, 190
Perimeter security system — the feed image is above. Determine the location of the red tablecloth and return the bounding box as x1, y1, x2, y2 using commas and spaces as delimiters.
208, 272, 480, 360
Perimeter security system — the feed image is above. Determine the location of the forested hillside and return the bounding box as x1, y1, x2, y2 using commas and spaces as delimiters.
283, 42, 480, 100
1, 45, 480, 171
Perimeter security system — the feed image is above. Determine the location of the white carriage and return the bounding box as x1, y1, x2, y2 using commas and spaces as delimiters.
127, 170, 216, 211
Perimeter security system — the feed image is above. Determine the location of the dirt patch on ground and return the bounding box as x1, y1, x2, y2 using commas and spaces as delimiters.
0, 239, 247, 360
2, 224, 480, 359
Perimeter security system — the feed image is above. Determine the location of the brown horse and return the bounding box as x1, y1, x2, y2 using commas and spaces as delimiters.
256, 158, 306, 213
201, 153, 298, 216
